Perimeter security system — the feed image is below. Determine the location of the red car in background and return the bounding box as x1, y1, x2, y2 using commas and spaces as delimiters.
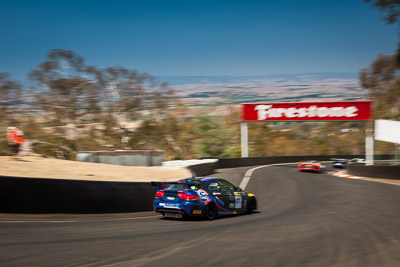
298, 160, 326, 173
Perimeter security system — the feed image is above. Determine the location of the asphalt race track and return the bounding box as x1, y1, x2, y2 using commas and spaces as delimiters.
2, 164, 400, 266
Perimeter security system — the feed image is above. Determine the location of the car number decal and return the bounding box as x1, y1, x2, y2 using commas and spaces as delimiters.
197, 189, 210, 204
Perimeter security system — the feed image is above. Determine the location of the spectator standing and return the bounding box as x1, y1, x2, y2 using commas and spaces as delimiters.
6, 127, 24, 159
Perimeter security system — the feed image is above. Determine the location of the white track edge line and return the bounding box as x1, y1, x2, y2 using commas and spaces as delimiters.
239, 162, 296, 190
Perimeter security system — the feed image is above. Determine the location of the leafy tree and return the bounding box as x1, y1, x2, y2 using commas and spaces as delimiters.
90, 66, 151, 126
360, 1, 400, 120
0, 73, 22, 122
88, 66, 175, 150
129, 115, 192, 160
28, 49, 100, 142
0, 73, 24, 155
360, 54, 400, 119
364, 0, 400, 65
364, 0, 400, 24
149, 82, 177, 120
193, 116, 239, 158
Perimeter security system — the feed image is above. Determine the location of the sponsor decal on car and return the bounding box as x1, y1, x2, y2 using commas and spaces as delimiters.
235, 195, 242, 209
215, 196, 224, 206
197, 189, 210, 204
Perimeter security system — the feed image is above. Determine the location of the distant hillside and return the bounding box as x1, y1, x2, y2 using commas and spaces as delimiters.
156, 72, 359, 86
156, 72, 367, 103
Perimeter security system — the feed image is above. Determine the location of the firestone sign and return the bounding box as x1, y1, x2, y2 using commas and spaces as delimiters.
242, 101, 372, 122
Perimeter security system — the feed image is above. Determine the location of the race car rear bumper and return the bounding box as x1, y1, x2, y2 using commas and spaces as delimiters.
154, 202, 204, 217
299, 168, 321, 172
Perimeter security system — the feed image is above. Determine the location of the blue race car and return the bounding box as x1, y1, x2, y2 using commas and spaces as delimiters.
151, 177, 257, 220
332, 159, 349, 168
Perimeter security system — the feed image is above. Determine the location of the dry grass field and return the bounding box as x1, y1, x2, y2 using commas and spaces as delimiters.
0, 156, 191, 182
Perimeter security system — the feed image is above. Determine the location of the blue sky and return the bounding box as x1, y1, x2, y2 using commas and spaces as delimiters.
0, 0, 398, 81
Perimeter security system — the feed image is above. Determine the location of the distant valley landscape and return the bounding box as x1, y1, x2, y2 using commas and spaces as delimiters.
157, 72, 367, 105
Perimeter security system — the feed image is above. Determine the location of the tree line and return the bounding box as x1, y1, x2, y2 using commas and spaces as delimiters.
0, 1, 398, 159
0, 49, 378, 160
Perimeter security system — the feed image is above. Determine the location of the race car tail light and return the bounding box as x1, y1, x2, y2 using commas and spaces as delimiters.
155, 190, 164, 199
178, 192, 199, 201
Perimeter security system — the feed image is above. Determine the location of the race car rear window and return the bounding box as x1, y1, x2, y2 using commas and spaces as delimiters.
168, 181, 202, 190
168, 184, 187, 190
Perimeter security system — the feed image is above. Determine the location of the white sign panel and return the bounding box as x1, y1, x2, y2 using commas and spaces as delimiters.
375, 120, 400, 145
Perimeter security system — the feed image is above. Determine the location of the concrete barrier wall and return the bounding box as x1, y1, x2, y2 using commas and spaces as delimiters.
0, 176, 157, 213
186, 162, 218, 177
186, 155, 378, 176
2, 154, 396, 214
347, 164, 400, 179
77, 150, 164, 167
217, 155, 365, 169
172, 155, 396, 177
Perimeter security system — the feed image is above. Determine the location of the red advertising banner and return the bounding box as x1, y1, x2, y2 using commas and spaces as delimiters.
242, 101, 372, 122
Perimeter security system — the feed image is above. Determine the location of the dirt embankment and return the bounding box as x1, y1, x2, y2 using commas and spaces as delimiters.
0, 156, 191, 182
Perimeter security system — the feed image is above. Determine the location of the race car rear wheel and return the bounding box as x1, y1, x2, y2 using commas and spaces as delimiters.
204, 203, 217, 220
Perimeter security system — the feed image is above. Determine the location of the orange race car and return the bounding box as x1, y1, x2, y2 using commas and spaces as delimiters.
298, 160, 326, 173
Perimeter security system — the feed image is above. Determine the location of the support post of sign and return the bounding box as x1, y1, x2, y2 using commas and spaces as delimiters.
241, 121, 248, 157
365, 122, 374, 166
